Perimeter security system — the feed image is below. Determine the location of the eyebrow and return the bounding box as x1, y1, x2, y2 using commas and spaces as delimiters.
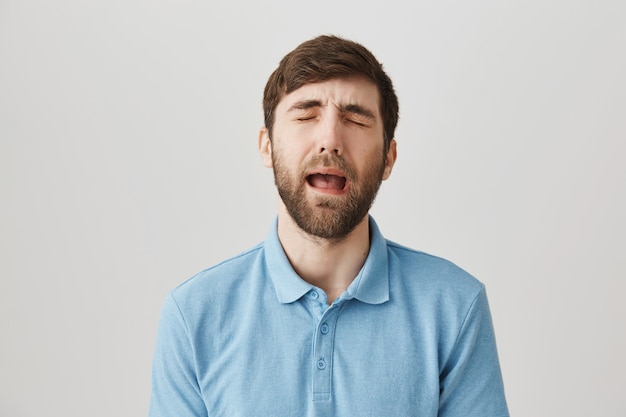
340, 103, 375, 120
287, 100, 376, 120
287, 99, 323, 112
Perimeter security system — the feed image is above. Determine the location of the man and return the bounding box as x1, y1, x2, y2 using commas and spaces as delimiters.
149, 35, 509, 416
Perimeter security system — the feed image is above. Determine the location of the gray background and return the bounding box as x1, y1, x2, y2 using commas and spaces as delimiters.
1, 0, 624, 416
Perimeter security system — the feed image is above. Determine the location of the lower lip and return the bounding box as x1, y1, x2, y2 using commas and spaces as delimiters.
306, 181, 349, 196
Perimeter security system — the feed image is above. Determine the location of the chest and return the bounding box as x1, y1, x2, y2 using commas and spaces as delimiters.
192, 298, 442, 417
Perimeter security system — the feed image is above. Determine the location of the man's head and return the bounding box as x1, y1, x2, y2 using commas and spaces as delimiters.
263, 35, 399, 154
259, 36, 399, 240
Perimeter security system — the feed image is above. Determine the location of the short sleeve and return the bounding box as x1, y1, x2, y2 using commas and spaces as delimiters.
438, 286, 509, 417
148, 293, 208, 417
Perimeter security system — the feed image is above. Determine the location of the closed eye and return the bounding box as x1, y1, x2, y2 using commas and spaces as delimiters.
289, 100, 322, 122
345, 115, 371, 127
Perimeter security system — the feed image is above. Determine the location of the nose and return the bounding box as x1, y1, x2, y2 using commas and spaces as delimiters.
316, 114, 343, 156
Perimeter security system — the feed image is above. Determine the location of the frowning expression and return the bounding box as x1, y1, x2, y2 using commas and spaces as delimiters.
260, 76, 396, 239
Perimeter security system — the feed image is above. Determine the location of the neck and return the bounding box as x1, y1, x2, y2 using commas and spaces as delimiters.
276, 203, 371, 305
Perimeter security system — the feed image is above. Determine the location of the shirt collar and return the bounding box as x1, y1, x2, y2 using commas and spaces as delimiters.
264, 216, 390, 305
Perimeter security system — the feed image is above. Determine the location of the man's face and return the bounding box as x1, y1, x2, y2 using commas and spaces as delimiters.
260, 76, 396, 240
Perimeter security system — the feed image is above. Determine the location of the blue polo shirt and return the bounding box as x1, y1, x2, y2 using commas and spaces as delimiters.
149, 217, 509, 416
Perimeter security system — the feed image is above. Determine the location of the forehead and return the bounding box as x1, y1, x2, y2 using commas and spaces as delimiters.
276, 76, 381, 115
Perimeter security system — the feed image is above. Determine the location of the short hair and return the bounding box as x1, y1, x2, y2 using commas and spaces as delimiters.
263, 35, 399, 151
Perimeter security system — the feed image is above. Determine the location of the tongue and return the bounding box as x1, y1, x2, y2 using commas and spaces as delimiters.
309, 173, 346, 190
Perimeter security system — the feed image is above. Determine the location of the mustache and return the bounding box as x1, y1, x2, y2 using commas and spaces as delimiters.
301, 154, 356, 180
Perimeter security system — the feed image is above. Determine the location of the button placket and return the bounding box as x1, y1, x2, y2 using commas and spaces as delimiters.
312, 307, 339, 402
305, 289, 328, 321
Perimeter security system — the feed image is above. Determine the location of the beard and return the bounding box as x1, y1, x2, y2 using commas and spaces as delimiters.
272, 150, 386, 240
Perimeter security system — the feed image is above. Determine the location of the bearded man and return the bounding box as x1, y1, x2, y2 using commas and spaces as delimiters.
149, 35, 509, 417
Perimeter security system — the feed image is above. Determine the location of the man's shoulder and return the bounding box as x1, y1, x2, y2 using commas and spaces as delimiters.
170, 242, 266, 301
385, 239, 484, 294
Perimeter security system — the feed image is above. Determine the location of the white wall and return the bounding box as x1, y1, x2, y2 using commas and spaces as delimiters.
1, 1, 624, 415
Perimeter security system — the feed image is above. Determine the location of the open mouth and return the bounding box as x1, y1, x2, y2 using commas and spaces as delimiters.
306, 173, 347, 192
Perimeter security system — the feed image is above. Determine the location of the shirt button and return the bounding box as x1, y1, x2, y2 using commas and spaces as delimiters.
309, 291, 319, 299
320, 323, 329, 334
316, 359, 326, 370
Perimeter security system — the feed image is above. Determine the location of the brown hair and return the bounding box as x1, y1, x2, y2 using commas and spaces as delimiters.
263, 35, 399, 151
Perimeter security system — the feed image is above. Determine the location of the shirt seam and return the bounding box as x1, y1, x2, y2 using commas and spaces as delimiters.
449, 283, 485, 357
169, 291, 204, 401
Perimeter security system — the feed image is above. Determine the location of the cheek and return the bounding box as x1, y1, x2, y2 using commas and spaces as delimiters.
352, 144, 385, 168
274, 144, 310, 169
272, 147, 305, 178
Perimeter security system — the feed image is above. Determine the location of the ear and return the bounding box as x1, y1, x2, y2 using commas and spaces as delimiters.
382, 139, 397, 181
258, 127, 273, 168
